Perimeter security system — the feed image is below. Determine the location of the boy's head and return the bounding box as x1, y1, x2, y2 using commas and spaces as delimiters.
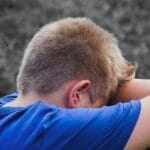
17, 17, 136, 105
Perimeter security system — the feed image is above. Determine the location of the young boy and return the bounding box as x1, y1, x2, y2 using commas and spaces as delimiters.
0, 17, 150, 149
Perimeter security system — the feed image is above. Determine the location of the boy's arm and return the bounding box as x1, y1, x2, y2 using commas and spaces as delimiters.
114, 79, 150, 102
125, 96, 150, 149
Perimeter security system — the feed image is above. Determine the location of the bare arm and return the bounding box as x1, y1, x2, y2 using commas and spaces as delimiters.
115, 79, 150, 102
125, 96, 150, 149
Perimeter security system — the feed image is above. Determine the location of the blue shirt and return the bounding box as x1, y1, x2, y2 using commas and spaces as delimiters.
0, 92, 141, 150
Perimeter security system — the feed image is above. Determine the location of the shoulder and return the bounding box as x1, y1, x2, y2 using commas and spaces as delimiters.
60, 100, 141, 124
42, 100, 141, 149
0, 92, 18, 105
125, 97, 150, 149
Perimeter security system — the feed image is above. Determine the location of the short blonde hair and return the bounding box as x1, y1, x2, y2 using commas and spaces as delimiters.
17, 17, 136, 101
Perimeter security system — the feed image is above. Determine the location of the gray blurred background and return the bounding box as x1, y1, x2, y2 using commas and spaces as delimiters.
0, 0, 150, 97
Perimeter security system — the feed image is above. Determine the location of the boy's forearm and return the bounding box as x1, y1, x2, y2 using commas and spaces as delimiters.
115, 79, 150, 102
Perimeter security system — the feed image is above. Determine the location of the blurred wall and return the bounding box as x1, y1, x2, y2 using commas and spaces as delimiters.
0, 0, 150, 96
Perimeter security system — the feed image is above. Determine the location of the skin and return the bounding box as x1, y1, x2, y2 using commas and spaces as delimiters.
125, 96, 150, 149
4, 80, 107, 108
4, 78, 150, 149
115, 79, 150, 149
115, 79, 150, 102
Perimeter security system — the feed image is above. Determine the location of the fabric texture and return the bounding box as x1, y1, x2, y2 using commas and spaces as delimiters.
0, 92, 141, 150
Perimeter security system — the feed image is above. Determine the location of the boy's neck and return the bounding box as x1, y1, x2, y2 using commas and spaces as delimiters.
3, 91, 67, 108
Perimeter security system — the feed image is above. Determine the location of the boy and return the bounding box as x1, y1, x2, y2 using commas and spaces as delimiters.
0, 17, 150, 149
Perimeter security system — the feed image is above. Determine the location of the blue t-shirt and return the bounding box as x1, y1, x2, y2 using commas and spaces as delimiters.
0, 92, 141, 150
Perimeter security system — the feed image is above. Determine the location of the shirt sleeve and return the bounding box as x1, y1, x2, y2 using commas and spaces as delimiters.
42, 100, 141, 150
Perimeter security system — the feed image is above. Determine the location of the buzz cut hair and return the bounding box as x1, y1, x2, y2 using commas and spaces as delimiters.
17, 17, 136, 101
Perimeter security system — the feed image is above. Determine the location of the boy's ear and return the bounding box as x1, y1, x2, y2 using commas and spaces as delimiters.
68, 80, 91, 108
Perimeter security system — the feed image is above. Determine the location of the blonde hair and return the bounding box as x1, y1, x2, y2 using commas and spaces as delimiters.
17, 17, 136, 101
